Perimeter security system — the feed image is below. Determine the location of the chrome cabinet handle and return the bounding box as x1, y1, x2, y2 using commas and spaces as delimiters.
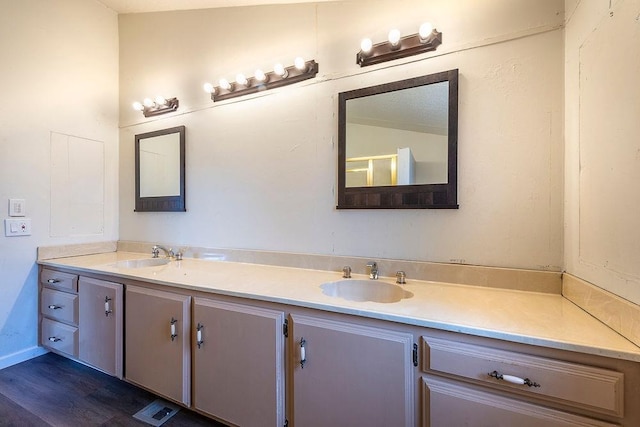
299, 337, 306, 369
170, 318, 178, 341
47, 279, 61, 284
48, 336, 61, 342
488, 370, 540, 387
196, 323, 204, 349
48, 304, 62, 310
104, 296, 112, 317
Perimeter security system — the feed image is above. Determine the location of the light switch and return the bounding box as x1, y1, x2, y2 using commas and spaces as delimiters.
4, 218, 31, 236
9, 199, 26, 217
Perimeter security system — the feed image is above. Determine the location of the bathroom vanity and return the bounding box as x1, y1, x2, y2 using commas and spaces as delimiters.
38, 251, 640, 427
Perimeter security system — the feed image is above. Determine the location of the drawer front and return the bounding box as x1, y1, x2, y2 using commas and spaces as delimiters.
422, 336, 624, 417
41, 318, 78, 357
41, 269, 78, 292
41, 288, 78, 325
421, 375, 619, 427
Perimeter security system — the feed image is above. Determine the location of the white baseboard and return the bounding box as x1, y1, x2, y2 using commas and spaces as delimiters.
0, 346, 49, 370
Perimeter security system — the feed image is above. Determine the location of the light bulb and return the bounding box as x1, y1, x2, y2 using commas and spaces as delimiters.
143, 98, 154, 107
155, 96, 166, 105
132, 101, 143, 111
419, 22, 433, 41
388, 29, 401, 47
254, 69, 267, 82
203, 82, 214, 93
360, 38, 373, 54
235, 73, 248, 86
294, 57, 306, 71
274, 63, 288, 78
219, 78, 231, 90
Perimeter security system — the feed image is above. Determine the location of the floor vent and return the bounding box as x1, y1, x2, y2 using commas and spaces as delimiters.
133, 399, 180, 426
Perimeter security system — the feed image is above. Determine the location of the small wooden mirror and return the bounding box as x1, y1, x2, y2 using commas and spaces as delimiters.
135, 125, 186, 212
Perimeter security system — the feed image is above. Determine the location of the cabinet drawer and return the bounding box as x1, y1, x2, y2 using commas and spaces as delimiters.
421, 375, 619, 427
41, 269, 78, 292
41, 318, 78, 357
41, 288, 78, 325
422, 336, 624, 417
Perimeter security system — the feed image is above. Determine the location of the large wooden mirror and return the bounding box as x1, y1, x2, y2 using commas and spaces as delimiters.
337, 69, 458, 209
135, 125, 186, 212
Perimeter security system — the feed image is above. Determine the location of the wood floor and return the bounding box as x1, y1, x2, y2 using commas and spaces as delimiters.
0, 353, 224, 426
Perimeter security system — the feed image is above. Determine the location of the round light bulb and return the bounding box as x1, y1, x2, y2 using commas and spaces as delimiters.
254, 69, 266, 82
294, 57, 306, 71
360, 38, 373, 53
132, 101, 143, 111
203, 82, 214, 93
143, 98, 154, 107
419, 22, 433, 41
274, 63, 287, 78
388, 29, 401, 46
219, 78, 231, 90
235, 73, 248, 86
155, 96, 166, 105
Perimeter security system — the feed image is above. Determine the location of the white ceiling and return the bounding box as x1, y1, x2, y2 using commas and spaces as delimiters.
97, 0, 337, 14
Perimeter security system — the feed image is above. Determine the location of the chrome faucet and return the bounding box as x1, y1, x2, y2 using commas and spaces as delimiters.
152, 245, 174, 259
366, 261, 378, 280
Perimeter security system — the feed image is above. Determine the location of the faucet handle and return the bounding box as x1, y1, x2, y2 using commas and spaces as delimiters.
396, 271, 406, 285
151, 246, 160, 258
342, 266, 352, 278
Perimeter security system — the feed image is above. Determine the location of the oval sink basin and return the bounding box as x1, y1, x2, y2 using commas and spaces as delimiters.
321, 279, 413, 303
113, 258, 170, 268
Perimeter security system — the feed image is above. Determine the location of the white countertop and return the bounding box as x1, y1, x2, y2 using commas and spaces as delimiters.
38, 251, 640, 362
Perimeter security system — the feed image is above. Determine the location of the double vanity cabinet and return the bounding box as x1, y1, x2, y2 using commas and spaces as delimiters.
38, 261, 640, 427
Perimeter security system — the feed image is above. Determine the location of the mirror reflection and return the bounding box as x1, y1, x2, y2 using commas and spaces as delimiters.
135, 125, 186, 212
337, 69, 458, 209
345, 81, 449, 187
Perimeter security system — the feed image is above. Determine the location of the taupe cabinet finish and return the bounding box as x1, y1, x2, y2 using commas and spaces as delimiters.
420, 333, 637, 426
39, 269, 123, 378
193, 298, 286, 426
79, 277, 123, 378
289, 313, 415, 427
125, 285, 191, 406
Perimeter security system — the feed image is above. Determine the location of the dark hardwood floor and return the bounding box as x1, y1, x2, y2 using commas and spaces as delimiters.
0, 353, 224, 426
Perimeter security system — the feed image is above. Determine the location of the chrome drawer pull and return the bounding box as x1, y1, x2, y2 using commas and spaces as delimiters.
47, 279, 61, 284
488, 370, 540, 388
196, 323, 204, 349
104, 296, 113, 317
299, 337, 307, 369
170, 318, 178, 341
48, 336, 62, 342
48, 304, 62, 310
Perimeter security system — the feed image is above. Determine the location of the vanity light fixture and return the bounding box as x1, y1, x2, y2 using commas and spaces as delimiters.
356, 22, 442, 67
204, 58, 319, 102
132, 96, 179, 117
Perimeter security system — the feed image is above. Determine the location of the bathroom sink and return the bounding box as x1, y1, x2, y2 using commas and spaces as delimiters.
321, 279, 413, 303
113, 258, 170, 268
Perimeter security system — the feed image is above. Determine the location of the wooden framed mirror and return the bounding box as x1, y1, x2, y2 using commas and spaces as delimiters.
337, 69, 458, 209
135, 125, 186, 212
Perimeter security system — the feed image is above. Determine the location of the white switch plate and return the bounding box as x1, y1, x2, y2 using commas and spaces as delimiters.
9, 199, 26, 217
4, 218, 32, 236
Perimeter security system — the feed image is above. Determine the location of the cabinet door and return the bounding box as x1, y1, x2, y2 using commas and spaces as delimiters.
125, 286, 191, 406
421, 375, 618, 427
290, 313, 414, 427
193, 298, 286, 427
78, 277, 123, 378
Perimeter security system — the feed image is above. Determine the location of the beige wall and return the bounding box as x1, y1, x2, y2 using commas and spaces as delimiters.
564, 0, 640, 306
118, 0, 565, 271
0, 0, 119, 365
